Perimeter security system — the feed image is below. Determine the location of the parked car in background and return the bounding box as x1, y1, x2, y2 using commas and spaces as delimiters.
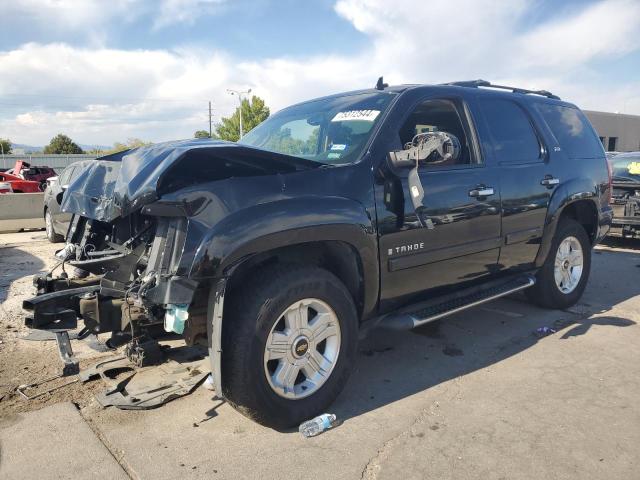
608, 152, 640, 238
43, 160, 92, 242
0, 171, 42, 193
8, 161, 57, 190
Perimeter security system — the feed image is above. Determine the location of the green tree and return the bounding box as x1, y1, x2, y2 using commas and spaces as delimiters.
194, 130, 211, 139
103, 138, 151, 155
0, 138, 12, 155
43, 134, 84, 154
215, 95, 270, 142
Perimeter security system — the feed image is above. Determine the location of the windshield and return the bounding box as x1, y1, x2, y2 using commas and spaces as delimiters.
610, 155, 640, 183
239, 92, 395, 165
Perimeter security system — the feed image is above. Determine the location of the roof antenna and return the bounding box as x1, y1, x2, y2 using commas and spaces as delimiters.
375, 76, 388, 90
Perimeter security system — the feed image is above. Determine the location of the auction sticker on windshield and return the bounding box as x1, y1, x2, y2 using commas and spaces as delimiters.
627, 162, 640, 175
331, 110, 380, 122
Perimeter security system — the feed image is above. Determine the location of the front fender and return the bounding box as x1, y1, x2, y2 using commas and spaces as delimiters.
189, 195, 378, 301
535, 176, 602, 267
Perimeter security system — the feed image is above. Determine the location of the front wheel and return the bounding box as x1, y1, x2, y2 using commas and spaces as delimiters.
45, 209, 63, 243
220, 265, 358, 429
526, 219, 591, 309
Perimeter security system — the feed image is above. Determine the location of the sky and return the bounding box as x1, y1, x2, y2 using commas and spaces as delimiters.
1, 0, 640, 147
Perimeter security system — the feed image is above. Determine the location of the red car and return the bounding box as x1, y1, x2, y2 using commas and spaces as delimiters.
0, 171, 42, 193
8, 161, 57, 186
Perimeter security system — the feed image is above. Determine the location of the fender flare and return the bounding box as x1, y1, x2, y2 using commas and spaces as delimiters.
189, 196, 379, 316
535, 177, 600, 267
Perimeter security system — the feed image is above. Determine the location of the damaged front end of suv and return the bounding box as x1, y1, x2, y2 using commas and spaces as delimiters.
23, 139, 323, 392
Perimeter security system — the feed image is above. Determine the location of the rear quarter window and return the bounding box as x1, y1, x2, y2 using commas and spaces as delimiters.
534, 103, 603, 159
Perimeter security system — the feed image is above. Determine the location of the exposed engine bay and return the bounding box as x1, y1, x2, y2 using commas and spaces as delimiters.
22, 139, 320, 369
25, 211, 206, 360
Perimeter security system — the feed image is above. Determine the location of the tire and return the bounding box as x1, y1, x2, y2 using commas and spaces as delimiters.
221, 264, 358, 429
45, 209, 63, 243
526, 219, 591, 309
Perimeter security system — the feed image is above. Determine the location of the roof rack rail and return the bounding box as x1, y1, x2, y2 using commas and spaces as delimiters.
443, 79, 560, 100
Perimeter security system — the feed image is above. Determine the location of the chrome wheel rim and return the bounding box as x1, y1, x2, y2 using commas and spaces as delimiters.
554, 236, 583, 294
263, 298, 341, 399
45, 211, 52, 238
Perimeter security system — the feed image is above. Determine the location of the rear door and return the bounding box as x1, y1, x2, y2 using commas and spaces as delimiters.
375, 95, 502, 306
473, 97, 556, 269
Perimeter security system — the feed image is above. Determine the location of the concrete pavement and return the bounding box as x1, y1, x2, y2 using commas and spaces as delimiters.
0, 403, 128, 479
1, 233, 638, 479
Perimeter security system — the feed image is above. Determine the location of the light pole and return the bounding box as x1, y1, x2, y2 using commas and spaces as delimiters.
227, 88, 251, 139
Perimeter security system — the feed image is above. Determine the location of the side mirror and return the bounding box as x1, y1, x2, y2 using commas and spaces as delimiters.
386, 132, 461, 230
388, 131, 461, 170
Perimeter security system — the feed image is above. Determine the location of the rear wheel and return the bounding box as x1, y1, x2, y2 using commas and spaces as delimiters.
45, 209, 63, 243
526, 219, 591, 309
221, 265, 358, 429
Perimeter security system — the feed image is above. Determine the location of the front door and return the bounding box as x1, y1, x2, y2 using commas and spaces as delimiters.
375, 97, 502, 308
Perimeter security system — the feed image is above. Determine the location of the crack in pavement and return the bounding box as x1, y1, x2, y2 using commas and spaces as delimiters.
359, 302, 601, 480
360, 380, 461, 479
75, 404, 139, 480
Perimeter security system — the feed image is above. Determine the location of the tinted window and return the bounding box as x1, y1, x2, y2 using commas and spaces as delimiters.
399, 99, 475, 167
535, 103, 602, 159
480, 98, 541, 163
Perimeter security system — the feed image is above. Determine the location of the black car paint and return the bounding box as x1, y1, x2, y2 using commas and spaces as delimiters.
60, 84, 612, 324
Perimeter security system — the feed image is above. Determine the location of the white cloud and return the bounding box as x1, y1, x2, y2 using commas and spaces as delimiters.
2, 0, 640, 145
5, 0, 228, 36
154, 0, 228, 29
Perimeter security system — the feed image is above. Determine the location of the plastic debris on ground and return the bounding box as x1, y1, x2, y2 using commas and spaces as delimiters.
535, 326, 557, 337
299, 413, 339, 438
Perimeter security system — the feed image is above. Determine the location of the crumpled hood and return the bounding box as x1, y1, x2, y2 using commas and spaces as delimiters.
62, 139, 319, 222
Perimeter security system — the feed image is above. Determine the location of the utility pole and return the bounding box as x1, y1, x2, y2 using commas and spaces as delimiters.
208, 101, 213, 138
226, 88, 252, 139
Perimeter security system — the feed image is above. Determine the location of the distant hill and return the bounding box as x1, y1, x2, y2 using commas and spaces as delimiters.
11, 143, 43, 153
10, 143, 110, 153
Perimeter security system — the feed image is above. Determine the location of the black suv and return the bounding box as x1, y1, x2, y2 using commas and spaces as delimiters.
24, 80, 612, 428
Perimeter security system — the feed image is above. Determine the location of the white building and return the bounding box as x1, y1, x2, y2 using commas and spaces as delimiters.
584, 110, 640, 153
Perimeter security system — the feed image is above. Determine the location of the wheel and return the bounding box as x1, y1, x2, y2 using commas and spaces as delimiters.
526, 219, 591, 309
220, 264, 358, 429
45, 209, 63, 243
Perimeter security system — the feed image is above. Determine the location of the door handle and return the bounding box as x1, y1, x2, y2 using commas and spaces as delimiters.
469, 187, 495, 197
541, 176, 560, 188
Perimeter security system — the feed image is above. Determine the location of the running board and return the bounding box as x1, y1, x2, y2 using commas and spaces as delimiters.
377, 274, 536, 331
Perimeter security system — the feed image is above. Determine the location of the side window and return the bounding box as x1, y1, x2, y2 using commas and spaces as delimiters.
69, 164, 86, 182
479, 98, 541, 163
399, 99, 475, 167
59, 167, 75, 185
534, 103, 603, 158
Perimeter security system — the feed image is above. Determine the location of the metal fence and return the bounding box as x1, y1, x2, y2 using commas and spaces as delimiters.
0, 154, 98, 171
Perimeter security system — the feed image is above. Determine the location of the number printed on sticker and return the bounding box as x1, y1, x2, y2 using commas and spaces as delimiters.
331, 110, 380, 122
